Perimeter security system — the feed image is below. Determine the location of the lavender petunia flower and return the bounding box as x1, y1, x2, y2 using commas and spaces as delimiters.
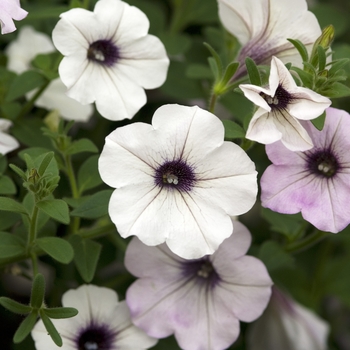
98, 104, 257, 259
217, 0, 321, 78
0, 0, 27, 34
240, 56, 331, 152
247, 287, 330, 350
261, 107, 350, 233
31, 284, 157, 349
125, 220, 273, 350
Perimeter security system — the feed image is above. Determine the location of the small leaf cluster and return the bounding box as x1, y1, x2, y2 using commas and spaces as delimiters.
0, 274, 78, 345
289, 25, 350, 98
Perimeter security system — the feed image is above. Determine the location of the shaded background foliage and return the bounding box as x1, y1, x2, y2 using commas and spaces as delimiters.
1, 0, 350, 349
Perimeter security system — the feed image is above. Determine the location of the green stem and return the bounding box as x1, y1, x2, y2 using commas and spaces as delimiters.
169, 0, 189, 34
83, 0, 89, 9
28, 205, 39, 248
208, 93, 218, 113
285, 230, 329, 254
31, 253, 39, 276
16, 80, 50, 120
78, 223, 116, 240
64, 154, 80, 233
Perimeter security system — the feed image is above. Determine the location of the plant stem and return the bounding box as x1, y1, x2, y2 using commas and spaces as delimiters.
208, 93, 218, 113
78, 223, 116, 240
28, 205, 39, 248
285, 230, 329, 254
64, 154, 80, 233
16, 80, 50, 120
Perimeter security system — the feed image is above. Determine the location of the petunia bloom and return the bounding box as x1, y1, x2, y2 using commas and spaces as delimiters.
0, 119, 19, 155
6, 26, 93, 122
217, 0, 321, 78
0, 0, 27, 34
52, 0, 169, 121
247, 287, 330, 350
125, 220, 273, 350
261, 107, 350, 233
31, 284, 157, 350
240, 56, 331, 152
98, 104, 257, 259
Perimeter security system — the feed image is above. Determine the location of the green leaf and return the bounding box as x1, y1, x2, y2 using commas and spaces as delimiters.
25, 5, 69, 19
221, 62, 240, 87
0, 197, 29, 215
69, 235, 102, 283
77, 155, 103, 194
245, 57, 262, 86
158, 33, 191, 55
9, 164, 26, 180
0, 232, 25, 258
0, 297, 32, 314
287, 38, 309, 62
43, 307, 78, 319
0, 155, 7, 174
0, 175, 16, 195
13, 311, 38, 344
317, 45, 326, 71
65, 139, 98, 156
30, 274, 45, 309
64, 196, 91, 209
1, 102, 21, 119
38, 152, 54, 177
203, 42, 223, 80
6, 71, 47, 102
258, 241, 295, 272
39, 310, 62, 347
12, 118, 52, 148
0, 211, 20, 231
71, 190, 113, 219
186, 64, 213, 80
311, 111, 326, 131
36, 237, 74, 264
261, 207, 303, 241
222, 120, 246, 140
328, 58, 350, 76
36, 199, 70, 224
323, 82, 350, 98
290, 67, 314, 87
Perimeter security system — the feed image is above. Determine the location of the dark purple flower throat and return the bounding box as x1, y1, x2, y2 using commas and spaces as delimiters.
87, 40, 119, 67
307, 148, 340, 178
155, 159, 196, 192
77, 323, 115, 350
260, 84, 292, 110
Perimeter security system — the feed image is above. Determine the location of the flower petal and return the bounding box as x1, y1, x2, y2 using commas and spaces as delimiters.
246, 108, 282, 144
273, 110, 314, 151
118, 34, 169, 89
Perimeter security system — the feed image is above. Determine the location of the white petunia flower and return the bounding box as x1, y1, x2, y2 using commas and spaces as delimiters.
98, 104, 257, 259
6, 26, 93, 122
240, 56, 331, 151
52, 0, 169, 121
0, 0, 27, 34
0, 119, 19, 155
217, 0, 321, 78
31, 284, 157, 350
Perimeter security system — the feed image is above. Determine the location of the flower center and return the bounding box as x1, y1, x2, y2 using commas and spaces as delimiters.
182, 258, 220, 287
307, 149, 339, 178
77, 324, 115, 350
155, 159, 196, 192
87, 40, 119, 67
261, 84, 291, 110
